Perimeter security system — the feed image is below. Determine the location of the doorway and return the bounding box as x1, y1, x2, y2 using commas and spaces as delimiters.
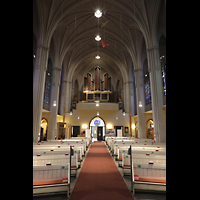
72, 126, 80, 137
97, 127, 103, 141
114, 126, 123, 137
89, 116, 105, 141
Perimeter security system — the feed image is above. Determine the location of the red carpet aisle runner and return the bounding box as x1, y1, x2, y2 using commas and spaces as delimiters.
70, 141, 133, 200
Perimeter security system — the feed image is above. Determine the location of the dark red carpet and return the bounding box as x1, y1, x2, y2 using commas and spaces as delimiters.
70, 141, 133, 200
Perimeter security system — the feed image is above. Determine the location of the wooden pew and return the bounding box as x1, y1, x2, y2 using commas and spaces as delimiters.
132, 163, 166, 194
117, 145, 166, 164
33, 154, 78, 176
121, 154, 166, 176
33, 149, 82, 167
33, 163, 70, 198
35, 142, 86, 156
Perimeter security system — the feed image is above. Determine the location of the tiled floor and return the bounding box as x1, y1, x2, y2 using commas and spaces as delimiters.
33, 141, 166, 200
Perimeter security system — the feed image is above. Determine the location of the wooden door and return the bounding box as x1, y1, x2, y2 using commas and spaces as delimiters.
97, 127, 103, 141
73, 126, 80, 137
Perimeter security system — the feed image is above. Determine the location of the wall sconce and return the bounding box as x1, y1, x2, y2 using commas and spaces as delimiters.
97, 111, 99, 115
53, 100, 56, 106
70, 111, 72, 115
139, 101, 142, 107
132, 124, 135, 129
82, 124, 87, 129
78, 116, 80, 119
123, 112, 125, 116
107, 124, 112, 129
96, 101, 99, 107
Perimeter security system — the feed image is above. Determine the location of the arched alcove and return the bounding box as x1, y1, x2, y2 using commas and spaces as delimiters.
146, 119, 154, 139
40, 118, 48, 141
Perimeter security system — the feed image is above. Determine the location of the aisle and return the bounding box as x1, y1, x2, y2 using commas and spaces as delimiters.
70, 141, 133, 200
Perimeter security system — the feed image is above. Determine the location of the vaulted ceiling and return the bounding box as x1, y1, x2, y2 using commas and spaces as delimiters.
33, 0, 166, 90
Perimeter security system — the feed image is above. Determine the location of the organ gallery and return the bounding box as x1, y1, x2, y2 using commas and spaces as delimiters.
83, 66, 111, 102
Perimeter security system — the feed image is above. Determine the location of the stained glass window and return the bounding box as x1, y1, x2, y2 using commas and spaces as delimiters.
43, 59, 52, 104
160, 55, 166, 95
162, 64, 166, 95
44, 80, 50, 104
145, 80, 151, 105
90, 117, 105, 127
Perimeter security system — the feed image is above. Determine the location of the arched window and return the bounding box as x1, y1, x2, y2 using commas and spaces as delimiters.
43, 59, 52, 105
159, 35, 166, 96
143, 59, 151, 105
160, 55, 166, 95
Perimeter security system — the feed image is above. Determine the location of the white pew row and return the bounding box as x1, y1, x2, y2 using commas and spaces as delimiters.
33, 149, 82, 167
109, 140, 161, 153
68, 137, 91, 147
117, 146, 166, 161
33, 154, 78, 176
106, 137, 134, 145
33, 145, 84, 156
33, 146, 83, 159
132, 163, 166, 194
33, 163, 70, 198
106, 137, 154, 148
35, 143, 86, 156
121, 154, 166, 175
44, 138, 90, 150
111, 142, 165, 154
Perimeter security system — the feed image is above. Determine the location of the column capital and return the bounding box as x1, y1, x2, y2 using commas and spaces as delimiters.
37, 44, 50, 52
65, 81, 72, 84
146, 46, 159, 53
53, 67, 62, 71
133, 68, 143, 73
124, 81, 133, 84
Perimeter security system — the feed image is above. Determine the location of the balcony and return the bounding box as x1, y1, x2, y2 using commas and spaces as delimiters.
76, 102, 119, 111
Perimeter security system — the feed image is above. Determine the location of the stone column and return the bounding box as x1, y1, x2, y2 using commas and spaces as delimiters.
65, 81, 72, 113
123, 82, 130, 113
47, 67, 62, 140
134, 69, 146, 139
33, 44, 49, 143
128, 81, 136, 116
146, 46, 166, 143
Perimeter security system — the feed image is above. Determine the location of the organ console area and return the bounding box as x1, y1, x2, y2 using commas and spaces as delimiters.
83, 66, 111, 102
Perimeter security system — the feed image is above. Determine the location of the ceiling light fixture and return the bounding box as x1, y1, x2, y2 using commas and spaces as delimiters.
95, 55, 100, 59
95, 35, 101, 41
94, 10, 102, 18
